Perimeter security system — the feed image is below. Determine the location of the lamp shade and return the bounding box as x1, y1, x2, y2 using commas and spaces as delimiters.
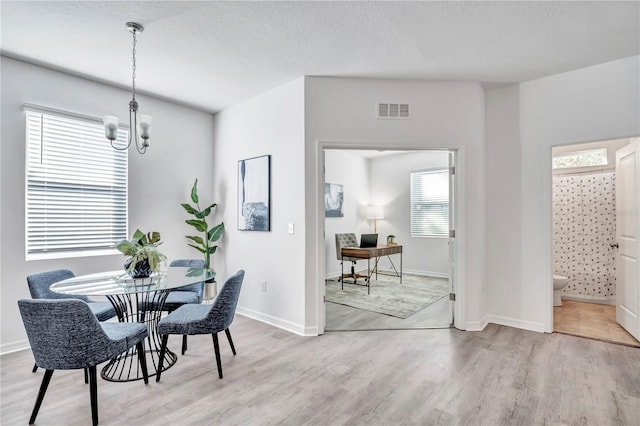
366, 205, 384, 219
103, 115, 119, 141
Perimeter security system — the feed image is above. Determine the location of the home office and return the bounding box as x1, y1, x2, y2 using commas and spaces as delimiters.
323, 149, 452, 331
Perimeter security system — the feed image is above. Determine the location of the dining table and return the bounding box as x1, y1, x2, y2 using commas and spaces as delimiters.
50, 266, 215, 382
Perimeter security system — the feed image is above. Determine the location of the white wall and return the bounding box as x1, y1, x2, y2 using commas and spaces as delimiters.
305, 77, 486, 331
369, 151, 450, 276
0, 57, 216, 353
485, 85, 523, 325
324, 150, 370, 278
211, 78, 307, 334
485, 56, 640, 332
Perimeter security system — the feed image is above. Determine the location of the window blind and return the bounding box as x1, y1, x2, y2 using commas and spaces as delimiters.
410, 169, 449, 237
25, 109, 128, 259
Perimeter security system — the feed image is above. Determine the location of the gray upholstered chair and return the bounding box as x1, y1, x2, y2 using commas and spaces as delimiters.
165, 259, 207, 309
335, 233, 366, 284
26, 269, 116, 374
156, 270, 245, 381
159, 259, 207, 355
18, 299, 149, 426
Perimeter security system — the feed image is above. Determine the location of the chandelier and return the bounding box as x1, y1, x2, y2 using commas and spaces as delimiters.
104, 22, 152, 154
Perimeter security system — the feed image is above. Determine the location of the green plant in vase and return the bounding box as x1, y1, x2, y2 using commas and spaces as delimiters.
116, 229, 167, 278
182, 179, 225, 271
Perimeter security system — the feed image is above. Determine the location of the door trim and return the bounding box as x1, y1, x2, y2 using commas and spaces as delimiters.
315, 140, 464, 334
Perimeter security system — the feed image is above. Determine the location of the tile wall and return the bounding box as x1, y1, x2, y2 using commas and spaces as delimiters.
552, 172, 616, 301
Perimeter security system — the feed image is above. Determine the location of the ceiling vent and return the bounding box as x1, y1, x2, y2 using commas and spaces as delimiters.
377, 103, 410, 119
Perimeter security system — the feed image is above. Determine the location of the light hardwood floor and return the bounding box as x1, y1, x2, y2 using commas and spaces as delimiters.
2, 315, 639, 425
554, 300, 640, 347
326, 296, 451, 330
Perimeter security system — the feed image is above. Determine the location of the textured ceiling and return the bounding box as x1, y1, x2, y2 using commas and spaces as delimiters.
1, 1, 638, 113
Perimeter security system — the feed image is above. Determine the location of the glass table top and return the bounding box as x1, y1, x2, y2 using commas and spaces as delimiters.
50, 267, 215, 296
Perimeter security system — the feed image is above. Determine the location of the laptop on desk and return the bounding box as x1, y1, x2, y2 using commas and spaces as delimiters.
359, 233, 378, 248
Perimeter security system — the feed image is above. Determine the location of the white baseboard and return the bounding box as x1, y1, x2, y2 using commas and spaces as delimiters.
561, 294, 616, 306
236, 306, 317, 336
486, 315, 546, 333
1, 339, 30, 356
465, 315, 489, 331
325, 269, 449, 280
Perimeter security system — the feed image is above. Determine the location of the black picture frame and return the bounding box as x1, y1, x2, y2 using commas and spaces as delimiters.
238, 155, 271, 231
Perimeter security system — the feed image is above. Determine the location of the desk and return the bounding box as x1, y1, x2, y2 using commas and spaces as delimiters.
341, 245, 403, 294
51, 266, 214, 382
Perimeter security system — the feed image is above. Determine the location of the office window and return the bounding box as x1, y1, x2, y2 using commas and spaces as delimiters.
552, 148, 607, 169
25, 108, 128, 259
410, 169, 449, 237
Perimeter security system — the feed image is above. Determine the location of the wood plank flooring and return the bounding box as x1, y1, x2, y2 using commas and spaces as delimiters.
326, 296, 451, 330
2, 315, 639, 425
325, 273, 451, 331
554, 300, 640, 347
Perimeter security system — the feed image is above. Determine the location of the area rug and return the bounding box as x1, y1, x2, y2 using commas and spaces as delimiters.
325, 273, 449, 319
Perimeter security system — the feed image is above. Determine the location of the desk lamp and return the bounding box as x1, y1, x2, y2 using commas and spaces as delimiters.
366, 206, 384, 234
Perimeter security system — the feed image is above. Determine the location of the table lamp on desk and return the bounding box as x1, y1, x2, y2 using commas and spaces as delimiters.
366, 205, 384, 234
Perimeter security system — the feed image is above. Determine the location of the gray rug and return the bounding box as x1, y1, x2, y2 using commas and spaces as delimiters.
325, 273, 450, 319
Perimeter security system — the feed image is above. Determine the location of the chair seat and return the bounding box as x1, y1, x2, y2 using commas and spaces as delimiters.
158, 304, 211, 335
164, 290, 199, 306
88, 302, 116, 322
101, 322, 148, 352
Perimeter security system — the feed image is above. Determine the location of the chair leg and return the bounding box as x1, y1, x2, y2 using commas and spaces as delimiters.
32, 363, 38, 373
29, 369, 53, 425
84, 367, 88, 384
136, 341, 149, 385
156, 335, 169, 383
225, 328, 236, 356
211, 333, 223, 379
181, 335, 188, 355
88, 366, 98, 426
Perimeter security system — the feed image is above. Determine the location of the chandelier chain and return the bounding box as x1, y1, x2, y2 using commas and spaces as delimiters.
131, 29, 137, 100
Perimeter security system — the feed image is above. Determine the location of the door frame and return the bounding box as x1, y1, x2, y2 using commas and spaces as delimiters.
314, 140, 464, 334
547, 137, 638, 333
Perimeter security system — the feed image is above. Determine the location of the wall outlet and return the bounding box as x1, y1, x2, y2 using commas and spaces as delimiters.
261, 280, 267, 292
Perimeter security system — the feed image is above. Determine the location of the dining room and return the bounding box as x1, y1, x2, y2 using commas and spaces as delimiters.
2, 2, 640, 425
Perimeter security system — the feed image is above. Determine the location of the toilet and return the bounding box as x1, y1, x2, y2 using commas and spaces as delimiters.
553, 274, 569, 306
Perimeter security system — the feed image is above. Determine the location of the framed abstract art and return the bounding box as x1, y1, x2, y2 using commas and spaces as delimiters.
238, 155, 271, 231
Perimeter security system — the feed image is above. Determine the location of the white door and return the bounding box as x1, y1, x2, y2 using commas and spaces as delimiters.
615, 139, 640, 340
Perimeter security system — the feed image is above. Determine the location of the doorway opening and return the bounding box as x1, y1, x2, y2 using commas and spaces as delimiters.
550, 137, 639, 347
323, 148, 456, 332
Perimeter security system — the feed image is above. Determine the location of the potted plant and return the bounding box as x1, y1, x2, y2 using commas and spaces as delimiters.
116, 229, 167, 278
181, 179, 225, 272
386, 234, 397, 246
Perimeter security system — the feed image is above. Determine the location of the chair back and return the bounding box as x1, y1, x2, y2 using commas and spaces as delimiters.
335, 233, 358, 261
169, 259, 207, 301
18, 299, 116, 370
205, 270, 245, 331
26, 269, 89, 302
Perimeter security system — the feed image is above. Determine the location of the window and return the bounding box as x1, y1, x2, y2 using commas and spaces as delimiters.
410, 169, 449, 237
25, 107, 128, 259
552, 148, 607, 169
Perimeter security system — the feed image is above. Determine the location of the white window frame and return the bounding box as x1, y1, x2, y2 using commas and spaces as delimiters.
410, 168, 449, 238
24, 105, 129, 260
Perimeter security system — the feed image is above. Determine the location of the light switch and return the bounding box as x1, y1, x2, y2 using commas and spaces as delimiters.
288, 223, 295, 234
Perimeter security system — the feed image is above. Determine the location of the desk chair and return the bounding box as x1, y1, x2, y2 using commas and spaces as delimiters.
335, 233, 367, 284
18, 299, 149, 426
